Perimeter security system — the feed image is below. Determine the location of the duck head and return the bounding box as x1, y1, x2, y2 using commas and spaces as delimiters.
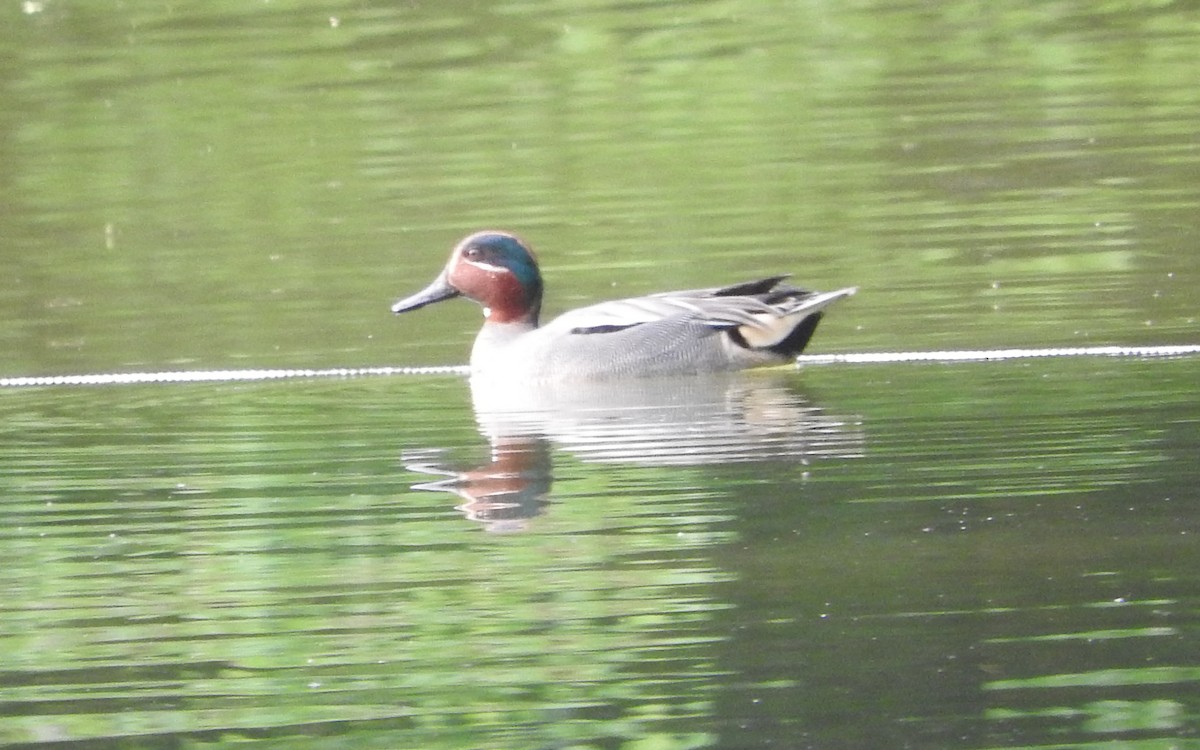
391, 231, 544, 325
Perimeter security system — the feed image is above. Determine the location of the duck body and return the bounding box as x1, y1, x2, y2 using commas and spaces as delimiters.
392, 231, 855, 382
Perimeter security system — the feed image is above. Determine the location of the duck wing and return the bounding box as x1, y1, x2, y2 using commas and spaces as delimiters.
552, 277, 852, 336
549, 276, 787, 334
552, 294, 768, 334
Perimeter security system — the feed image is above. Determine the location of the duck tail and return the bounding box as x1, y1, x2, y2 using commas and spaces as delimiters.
733, 286, 857, 357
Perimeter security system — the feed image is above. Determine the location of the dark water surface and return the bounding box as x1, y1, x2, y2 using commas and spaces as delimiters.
2, 1, 1199, 748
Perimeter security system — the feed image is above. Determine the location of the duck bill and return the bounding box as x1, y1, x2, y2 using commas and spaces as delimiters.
391, 271, 460, 314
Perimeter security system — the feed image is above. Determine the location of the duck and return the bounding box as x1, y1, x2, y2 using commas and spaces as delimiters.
391, 231, 855, 381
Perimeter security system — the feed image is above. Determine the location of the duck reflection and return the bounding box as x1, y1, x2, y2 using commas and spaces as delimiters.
405, 436, 553, 532
405, 373, 863, 530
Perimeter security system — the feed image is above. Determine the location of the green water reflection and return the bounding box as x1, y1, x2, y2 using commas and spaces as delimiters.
2, 0, 1199, 747
2, 1, 1198, 375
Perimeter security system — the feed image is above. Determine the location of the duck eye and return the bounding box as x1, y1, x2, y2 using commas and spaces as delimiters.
463, 246, 483, 261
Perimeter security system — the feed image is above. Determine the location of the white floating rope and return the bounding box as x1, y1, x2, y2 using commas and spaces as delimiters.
0, 345, 1195, 388
796, 344, 1200, 365
0, 365, 469, 388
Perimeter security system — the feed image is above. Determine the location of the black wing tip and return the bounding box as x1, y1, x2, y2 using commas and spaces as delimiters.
713, 275, 793, 297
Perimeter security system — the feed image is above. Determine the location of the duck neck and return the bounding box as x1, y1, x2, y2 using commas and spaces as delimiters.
483, 302, 539, 329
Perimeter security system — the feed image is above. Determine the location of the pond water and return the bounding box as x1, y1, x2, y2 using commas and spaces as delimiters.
2, 2, 1199, 748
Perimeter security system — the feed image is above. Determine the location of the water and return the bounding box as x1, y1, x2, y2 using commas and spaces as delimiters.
2, 1, 1199, 748
3, 360, 1197, 747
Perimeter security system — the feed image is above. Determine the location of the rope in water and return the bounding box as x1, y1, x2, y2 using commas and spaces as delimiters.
0, 365, 470, 388
0, 345, 1196, 388
795, 344, 1200, 365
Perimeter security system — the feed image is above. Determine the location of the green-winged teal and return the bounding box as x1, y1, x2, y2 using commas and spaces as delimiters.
391, 231, 855, 381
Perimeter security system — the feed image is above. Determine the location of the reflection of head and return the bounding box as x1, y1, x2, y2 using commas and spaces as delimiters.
406, 438, 552, 532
